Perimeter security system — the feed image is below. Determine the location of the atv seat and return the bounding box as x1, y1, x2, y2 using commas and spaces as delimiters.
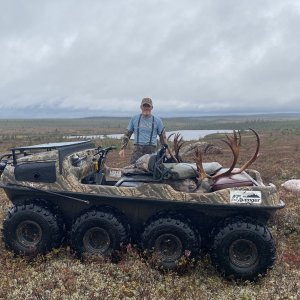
115, 174, 159, 187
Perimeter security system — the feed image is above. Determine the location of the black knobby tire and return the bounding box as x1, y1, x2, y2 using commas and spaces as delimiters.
211, 219, 276, 280
141, 217, 200, 270
3, 204, 62, 256
70, 210, 128, 257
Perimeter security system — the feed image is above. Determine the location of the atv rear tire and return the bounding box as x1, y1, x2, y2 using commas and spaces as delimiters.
70, 210, 128, 257
3, 204, 62, 256
211, 219, 276, 280
141, 217, 199, 270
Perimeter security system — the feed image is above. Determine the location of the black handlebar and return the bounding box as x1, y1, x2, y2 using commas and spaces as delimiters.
94, 146, 117, 156
94, 146, 117, 175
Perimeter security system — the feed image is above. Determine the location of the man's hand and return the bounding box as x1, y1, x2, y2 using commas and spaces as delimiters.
119, 149, 125, 158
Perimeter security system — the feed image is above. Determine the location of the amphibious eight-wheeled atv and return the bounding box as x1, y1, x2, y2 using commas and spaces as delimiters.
0, 132, 284, 280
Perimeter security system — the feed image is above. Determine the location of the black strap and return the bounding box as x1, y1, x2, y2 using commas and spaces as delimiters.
149, 116, 155, 145
136, 114, 142, 144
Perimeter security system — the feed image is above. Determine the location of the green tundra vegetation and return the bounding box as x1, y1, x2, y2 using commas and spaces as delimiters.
0, 113, 300, 141
0, 114, 299, 299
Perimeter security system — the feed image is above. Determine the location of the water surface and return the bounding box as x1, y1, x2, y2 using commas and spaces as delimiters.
66, 129, 232, 141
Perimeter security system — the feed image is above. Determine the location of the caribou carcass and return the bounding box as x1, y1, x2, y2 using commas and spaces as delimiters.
193, 129, 260, 192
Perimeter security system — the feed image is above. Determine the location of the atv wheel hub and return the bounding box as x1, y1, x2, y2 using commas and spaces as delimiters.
83, 227, 111, 254
155, 233, 182, 261
16, 220, 42, 247
229, 239, 258, 268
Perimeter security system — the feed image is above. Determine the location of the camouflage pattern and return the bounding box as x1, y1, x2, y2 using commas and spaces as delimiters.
164, 178, 198, 193
135, 154, 152, 172
0, 148, 281, 206
162, 162, 222, 180
120, 130, 133, 150
130, 145, 156, 164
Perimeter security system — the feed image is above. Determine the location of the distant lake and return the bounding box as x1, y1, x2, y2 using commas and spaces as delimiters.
65, 129, 233, 141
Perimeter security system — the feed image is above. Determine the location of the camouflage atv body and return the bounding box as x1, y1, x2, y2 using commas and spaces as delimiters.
0, 140, 284, 281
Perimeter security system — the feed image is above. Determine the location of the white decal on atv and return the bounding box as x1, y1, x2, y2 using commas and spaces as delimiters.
230, 191, 262, 204
109, 170, 122, 178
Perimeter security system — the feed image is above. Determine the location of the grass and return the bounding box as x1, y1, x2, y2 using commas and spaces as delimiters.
0, 126, 300, 299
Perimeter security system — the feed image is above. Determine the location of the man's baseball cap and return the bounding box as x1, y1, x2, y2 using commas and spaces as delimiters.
141, 97, 153, 107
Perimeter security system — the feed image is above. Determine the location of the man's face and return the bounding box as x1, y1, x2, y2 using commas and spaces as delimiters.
141, 104, 152, 116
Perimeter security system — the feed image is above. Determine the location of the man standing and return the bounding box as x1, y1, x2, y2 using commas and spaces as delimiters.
119, 97, 167, 164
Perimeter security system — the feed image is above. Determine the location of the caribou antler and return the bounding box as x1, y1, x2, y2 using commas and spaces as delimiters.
231, 128, 260, 174
194, 129, 260, 183
167, 133, 175, 141
167, 133, 178, 162
166, 132, 185, 162
194, 148, 208, 181
173, 133, 185, 162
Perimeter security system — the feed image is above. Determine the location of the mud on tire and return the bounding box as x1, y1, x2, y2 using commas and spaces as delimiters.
141, 217, 200, 270
211, 218, 276, 281
70, 210, 129, 257
3, 203, 62, 256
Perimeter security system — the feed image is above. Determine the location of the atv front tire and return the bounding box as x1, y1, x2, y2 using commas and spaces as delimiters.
211, 218, 276, 280
3, 204, 62, 256
141, 217, 199, 270
70, 210, 128, 257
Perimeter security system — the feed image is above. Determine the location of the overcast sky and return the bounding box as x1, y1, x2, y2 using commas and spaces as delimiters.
1, 0, 300, 118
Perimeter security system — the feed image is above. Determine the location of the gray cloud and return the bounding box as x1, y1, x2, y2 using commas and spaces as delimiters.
0, 0, 300, 117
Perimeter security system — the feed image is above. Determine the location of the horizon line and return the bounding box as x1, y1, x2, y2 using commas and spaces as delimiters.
1, 111, 300, 120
